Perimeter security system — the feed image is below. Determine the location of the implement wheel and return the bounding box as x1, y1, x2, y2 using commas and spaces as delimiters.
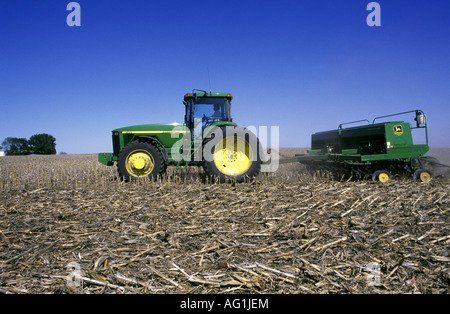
372, 170, 391, 183
202, 126, 261, 183
117, 141, 164, 181
413, 169, 432, 182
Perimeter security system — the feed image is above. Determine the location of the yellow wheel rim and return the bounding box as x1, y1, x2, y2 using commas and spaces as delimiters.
126, 149, 154, 177
378, 172, 390, 183
213, 137, 253, 176
419, 171, 431, 182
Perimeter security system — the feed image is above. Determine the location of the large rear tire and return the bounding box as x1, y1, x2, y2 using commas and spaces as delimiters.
202, 126, 262, 183
117, 141, 165, 181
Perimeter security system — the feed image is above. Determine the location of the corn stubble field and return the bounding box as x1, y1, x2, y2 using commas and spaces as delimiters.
0, 150, 449, 294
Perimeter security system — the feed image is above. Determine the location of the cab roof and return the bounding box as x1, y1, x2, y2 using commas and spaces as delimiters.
184, 92, 232, 101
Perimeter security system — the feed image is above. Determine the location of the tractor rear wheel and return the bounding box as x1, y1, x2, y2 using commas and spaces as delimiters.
117, 141, 164, 181
202, 126, 261, 183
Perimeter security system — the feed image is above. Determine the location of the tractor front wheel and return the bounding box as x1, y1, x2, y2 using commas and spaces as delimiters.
117, 141, 164, 181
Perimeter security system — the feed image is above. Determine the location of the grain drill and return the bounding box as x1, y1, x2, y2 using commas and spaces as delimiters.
294, 110, 433, 182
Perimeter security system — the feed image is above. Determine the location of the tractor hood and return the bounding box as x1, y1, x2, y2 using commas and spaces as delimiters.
113, 123, 188, 134
111, 123, 189, 154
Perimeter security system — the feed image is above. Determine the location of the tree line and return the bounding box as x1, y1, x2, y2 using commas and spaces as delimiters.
1, 134, 56, 156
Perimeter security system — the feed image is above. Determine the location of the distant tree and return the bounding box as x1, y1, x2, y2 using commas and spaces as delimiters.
1, 137, 31, 155
28, 134, 57, 155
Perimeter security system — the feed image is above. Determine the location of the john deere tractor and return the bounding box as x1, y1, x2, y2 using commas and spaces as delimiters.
98, 90, 262, 182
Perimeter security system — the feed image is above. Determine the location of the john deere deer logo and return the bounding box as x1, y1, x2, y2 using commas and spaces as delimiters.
393, 125, 403, 136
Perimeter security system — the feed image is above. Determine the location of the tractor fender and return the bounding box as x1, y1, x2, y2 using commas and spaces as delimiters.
135, 136, 168, 165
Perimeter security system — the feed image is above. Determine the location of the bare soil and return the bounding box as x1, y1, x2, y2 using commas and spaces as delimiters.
0, 151, 449, 294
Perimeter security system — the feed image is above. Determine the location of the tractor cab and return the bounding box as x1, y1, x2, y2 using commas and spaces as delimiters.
184, 90, 233, 141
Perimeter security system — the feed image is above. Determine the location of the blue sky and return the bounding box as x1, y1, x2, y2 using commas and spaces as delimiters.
1, 0, 449, 154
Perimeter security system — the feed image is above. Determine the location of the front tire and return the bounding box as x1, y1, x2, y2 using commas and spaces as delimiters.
117, 141, 164, 181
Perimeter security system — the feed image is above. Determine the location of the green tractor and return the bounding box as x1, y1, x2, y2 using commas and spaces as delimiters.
98, 90, 262, 182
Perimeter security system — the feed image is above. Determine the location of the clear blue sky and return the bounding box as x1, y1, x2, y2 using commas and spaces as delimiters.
1, 0, 449, 154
